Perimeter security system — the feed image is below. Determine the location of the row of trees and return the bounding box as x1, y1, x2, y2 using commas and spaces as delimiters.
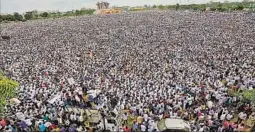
206, 1, 254, 11
152, 1, 254, 11
142, 0, 254, 11
0, 9, 96, 23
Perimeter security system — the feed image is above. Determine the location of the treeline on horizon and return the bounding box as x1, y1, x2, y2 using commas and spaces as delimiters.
0, 9, 96, 23
0, 0, 255, 23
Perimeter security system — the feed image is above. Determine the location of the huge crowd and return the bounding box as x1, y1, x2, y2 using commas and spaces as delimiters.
0, 10, 255, 132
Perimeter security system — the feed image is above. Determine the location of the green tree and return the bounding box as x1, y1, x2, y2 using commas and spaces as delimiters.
75, 10, 81, 16
236, 4, 244, 10
198, 4, 206, 11
218, 3, 223, 8
13, 12, 23, 21
166, 5, 174, 9
33, 14, 39, 19
152, 5, 157, 8
242, 89, 255, 103
0, 73, 19, 114
24, 12, 33, 20
84, 9, 96, 15
176, 3, 180, 10
51, 12, 58, 18
158, 5, 165, 10
210, 7, 217, 11
40, 12, 49, 18
0, 15, 4, 22
5, 14, 15, 21
32, 10, 39, 19
0, 15, 10, 23
216, 3, 227, 11
56, 11, 62, 17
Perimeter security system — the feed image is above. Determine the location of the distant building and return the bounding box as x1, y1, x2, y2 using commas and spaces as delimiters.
94, 1, 124, 15
96, 2, 110, 10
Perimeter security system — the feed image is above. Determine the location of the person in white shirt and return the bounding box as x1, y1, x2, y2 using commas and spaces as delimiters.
214, 112, 219, 120
70, 112, 76, 123
143, 113, 148, 122
148, 120, 156, 132
141, 123, 146, 132
119, 127, 124, 132
226, 113, 233, 121
123, 113, 128, 125
199, 126, 204, 132
238, 112, 247, 123
220, 112, 226, 121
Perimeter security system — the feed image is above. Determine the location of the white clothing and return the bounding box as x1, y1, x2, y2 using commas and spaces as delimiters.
141, 124, 146, 132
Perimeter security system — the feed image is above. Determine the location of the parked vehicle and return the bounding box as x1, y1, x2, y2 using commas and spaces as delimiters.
157, 118, 191, 132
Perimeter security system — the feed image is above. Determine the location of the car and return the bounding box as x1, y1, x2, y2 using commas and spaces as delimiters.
157, 118, 191, 132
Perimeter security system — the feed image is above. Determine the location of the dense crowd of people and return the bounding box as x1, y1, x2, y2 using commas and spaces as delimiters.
0, 10, 255, 132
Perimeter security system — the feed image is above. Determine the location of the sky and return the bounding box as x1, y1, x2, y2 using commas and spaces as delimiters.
1, 0, 242, 14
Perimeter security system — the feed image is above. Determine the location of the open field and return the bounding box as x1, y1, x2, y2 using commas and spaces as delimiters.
1, 11, 255, 132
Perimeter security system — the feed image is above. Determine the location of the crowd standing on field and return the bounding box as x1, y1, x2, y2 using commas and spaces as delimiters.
0, 11, 255, 132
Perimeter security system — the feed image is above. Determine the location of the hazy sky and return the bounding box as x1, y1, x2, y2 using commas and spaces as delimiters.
1, 0, 242, 14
